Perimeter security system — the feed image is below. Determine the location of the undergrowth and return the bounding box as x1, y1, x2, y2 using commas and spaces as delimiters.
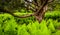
0, 11, 60, 35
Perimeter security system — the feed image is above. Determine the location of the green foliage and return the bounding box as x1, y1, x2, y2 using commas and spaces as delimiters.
0, 0, 25, 10
0, 0, 60, 35
0, 11, 60, 35
45, 11, 60, 19
0, 14, 17, 35
53, 30, 60, 35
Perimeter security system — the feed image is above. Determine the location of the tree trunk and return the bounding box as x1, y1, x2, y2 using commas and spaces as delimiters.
35, 5, 48, 22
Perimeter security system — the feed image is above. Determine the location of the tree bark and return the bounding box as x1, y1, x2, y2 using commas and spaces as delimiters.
35, 5, 48, 23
